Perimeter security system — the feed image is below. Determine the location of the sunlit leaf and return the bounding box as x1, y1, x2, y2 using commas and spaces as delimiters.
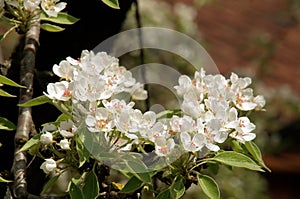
0, 176, 12, 183
0, 88, 16, 97
244, 141, 271, 172
121, 176, 143, 193
40, 12, 79, 25
0, 117, 16, 131
212, 151, 264, 172
101, 0, 120, 9
76, 136, 90, 168
197, 174, 220, 199
55, 113, 71, 122
82, 170, 99, 199
18, 95, 51, 107
41, 23, 65, 32
156, 109, 181, 119
0, 75, 26, 88
18, 134, 41, 153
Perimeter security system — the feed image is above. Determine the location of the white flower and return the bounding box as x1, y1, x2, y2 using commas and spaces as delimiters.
131, 86, 148, 100
226, 116, 256, 143
42, 124, 57, 132
102, 99, 135, 114
181, 90, 205, 118
59, 120, 75, 137
71, 75, 107, 101
234, 88, 257, 111
59, 139, 70, 150
230, 72, 252, 92
254, 95, 266, 110
24, 0, 41, 11
174, 75, 192, 96
81, 51, 118, 75
40, 158, 56, 174
155, 137, 175, 157
53, 60, 77, 80
140, 121, 165, 141
85, 107, 114, 133
114, 110, 138, 139
40, 132, 53, 145
44, 81, 71, 101
41, 0, 66, 17
180, 132, 205, 152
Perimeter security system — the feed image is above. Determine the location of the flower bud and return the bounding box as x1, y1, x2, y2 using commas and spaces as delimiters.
40, 158, 56, 174
59, 139, 70, 150
40, 132, 53, 145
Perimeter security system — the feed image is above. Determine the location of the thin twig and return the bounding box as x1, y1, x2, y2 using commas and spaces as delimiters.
13, 16, 40, 198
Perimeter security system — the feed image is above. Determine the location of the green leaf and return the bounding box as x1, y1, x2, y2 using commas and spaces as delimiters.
40, 12, 79, 25
0, 117, 16, 131
121, 176, 143, 193
170, 176, 185, 199
56, 113, 71, 122
41, 174, 60, 195
0, 88, 16, 97
126, 160, 152, 183
156, 189, 171, 199
69, 180, 84, 199
244, 141, 271, 172
101, 0, 120, 9
76, 136, 90, 168
231, 140, 244, 153
0, 75, 26, 88
0, 176, 12, 183
18, 95, 51, 107
41, 23, 65, 32
197, 174, 220, 199
18, 134, 41, 153
212, 151, 264, 172
82, 170, 99, 199
156, 109, 181, 119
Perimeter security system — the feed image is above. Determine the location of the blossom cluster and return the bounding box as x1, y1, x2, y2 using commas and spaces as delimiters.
39, 50, 265, 173
2, 0, 66, 17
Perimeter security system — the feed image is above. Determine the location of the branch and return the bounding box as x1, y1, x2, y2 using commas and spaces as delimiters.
13, 17, 40, 198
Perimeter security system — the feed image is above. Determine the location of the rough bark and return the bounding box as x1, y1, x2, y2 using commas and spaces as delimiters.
13, 18, 40, 198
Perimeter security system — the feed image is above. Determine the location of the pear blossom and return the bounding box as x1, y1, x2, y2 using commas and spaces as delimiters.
102, 99, 135, 115
53, 60, 77, 80
42, 124, 57, 132
180, 132, 205, 152
43, 49, 266, 160
40, 158, 56, 174
41, 0, 66, 17
40, 132, 53, 145
80, 51, 118, 75
59, 120, 75, 137
155, 137, 175, 157
226, 116, 256, 143
44, 81, 71, 101
174, 75, 192, 96
59, 139, 70, 150
85, 107, 114, 133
